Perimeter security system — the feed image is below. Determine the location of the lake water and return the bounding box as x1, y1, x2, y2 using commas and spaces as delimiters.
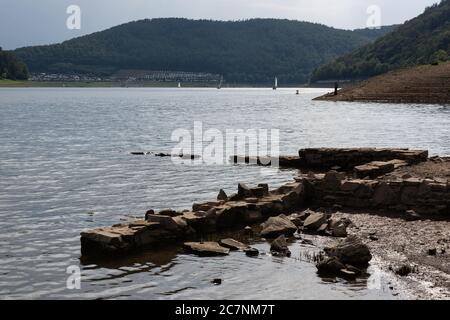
1, 88, 449, 300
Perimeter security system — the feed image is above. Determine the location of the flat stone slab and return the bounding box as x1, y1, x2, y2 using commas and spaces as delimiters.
219, 238, 250, 251
184, 242, 230, 256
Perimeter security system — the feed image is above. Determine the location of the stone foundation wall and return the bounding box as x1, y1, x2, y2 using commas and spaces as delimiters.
303, 172, 450, 215
298, 148, 428, 169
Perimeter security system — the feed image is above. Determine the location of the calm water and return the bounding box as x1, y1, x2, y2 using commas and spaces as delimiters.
1, 88, 449, 300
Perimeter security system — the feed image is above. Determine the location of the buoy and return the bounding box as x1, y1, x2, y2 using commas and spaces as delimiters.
296, 90, 300, 95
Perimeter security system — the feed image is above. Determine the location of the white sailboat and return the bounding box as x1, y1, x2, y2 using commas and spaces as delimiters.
273, 77, 278, 90
178, 81, 181, 88
217, 77, 223, 89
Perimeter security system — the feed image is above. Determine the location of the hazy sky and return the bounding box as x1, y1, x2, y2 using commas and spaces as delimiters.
0, 0, 440, 49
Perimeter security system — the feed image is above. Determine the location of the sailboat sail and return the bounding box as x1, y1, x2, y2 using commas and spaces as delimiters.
273, 77, 278, 90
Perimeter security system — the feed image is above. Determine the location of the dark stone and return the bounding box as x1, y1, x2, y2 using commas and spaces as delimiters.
270, 235, 291, 257
245, 247, 260, 257
316, 257, 345, 275
217, 189, 228, 201
238, 183, 252, 198
325, 236, 372, 267
428, 248, 437, 256
405, 210, 422, 221
145, 209, 155, 220
212, 279, 222, 285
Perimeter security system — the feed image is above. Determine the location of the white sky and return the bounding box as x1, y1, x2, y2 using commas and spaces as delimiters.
0, 0, 440, 49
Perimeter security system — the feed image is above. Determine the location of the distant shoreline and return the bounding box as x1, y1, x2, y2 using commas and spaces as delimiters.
0, 79, 329, 89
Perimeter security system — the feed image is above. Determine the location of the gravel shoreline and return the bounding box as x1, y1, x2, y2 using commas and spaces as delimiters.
333, 211, 450, 299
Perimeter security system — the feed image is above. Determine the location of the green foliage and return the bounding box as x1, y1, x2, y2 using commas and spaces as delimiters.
14, 19, 394, 84
0, 47, 29, 80
311, 0, 450, 82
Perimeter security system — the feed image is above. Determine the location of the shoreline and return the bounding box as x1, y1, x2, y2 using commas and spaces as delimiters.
80, 148, 449, 300
314, 62, 450, 105
0, 79, 317, 89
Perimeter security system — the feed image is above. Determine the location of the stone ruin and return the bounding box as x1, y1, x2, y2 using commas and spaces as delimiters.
80, 148, 448, 257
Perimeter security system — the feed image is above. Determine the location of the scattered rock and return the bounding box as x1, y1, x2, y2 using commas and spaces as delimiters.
303, 212, 327, 231
270, 235, 291, 257
244, 247, 260, 257
219, 238, 249, 251
428, 248, 437, 256
184, 242, 230, 256
405, 210, 422, 221
260, 215, 298, 238
325, 236, 372, 267
217, 189, 228, 201
211, 279, 222, 285
369, 235, 379, 241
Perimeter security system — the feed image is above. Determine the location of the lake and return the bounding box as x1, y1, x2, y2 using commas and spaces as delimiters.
1, 88, 449, 299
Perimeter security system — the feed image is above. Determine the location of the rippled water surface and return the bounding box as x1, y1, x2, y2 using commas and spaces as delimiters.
1, 88, 449, 299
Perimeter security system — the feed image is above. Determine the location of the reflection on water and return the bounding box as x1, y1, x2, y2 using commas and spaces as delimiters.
0, 88, 448, 299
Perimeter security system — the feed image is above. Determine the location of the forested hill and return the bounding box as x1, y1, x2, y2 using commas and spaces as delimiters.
14, 18, 394, 84
0, 48, 29, 80
311, 0, 450, 82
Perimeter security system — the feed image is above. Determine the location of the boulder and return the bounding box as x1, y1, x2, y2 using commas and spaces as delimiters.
250, 187, 265, 198
316, 257, 345, 275
184, 242, 230, 256
303, 212, 327, 230
219, 238, 249, 251
217, 189, 228, 201
329, 217, 352, 238
270, 235, 291, 257
260, 214, 298, 238
325, 236, 372, 267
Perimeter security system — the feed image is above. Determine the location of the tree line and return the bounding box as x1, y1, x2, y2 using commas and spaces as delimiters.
0, 47, 29, 80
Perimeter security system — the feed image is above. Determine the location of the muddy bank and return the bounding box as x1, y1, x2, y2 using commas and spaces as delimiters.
313, 62, 450, 104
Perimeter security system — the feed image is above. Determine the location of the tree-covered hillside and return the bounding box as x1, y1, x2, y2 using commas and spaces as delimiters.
15, 18, 394, 84
0, 47, 29, 80
311, 0, 450, 82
